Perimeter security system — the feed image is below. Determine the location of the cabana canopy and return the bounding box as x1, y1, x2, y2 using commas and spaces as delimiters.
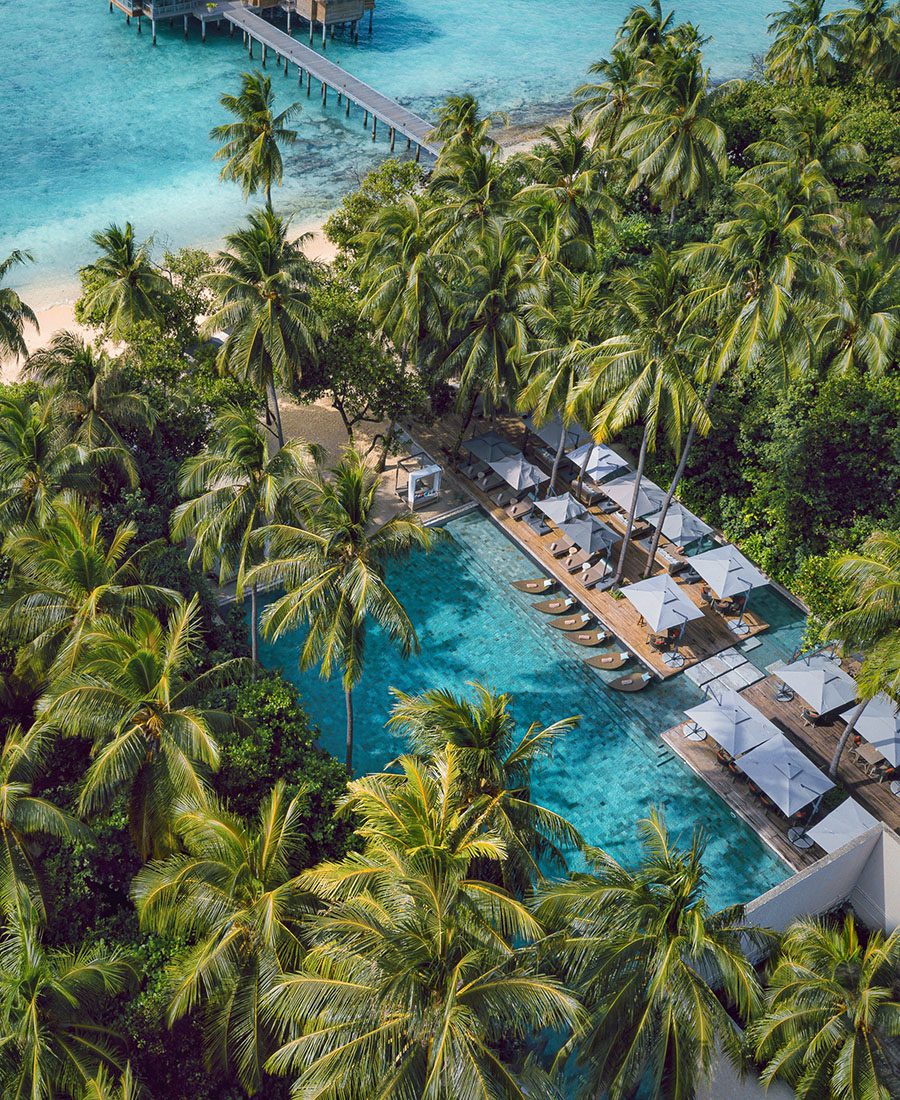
645, 502, 712, 547
690, 544, 768, 598
488, 453, 550, 492
462, 432, 518, 464
840, 693, 900, 766
622, 574, 704, 633
566, 441, 629, 482
523, 413, 590, 453
684, 689, 779, 757
808, 798, 878, 854
738, 734, 834, 816
535, 493, 585, 525
779, 654, 857, 715
559, 515, 619, 555
601, 473, 667, 517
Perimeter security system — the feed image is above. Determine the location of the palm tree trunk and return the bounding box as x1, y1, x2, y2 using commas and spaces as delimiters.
613, 422, 650, 585
250, 582, 259, 668
266, 178, 273, 210
376, 418, 396, 474
345, 685, 354, 773
548, 426, 566, 495
268, 380, 285, 448
452, 389, 480, 458
830, 698, 868, 779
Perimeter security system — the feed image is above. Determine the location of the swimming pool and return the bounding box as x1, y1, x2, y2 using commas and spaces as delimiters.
257, 510, 800, 907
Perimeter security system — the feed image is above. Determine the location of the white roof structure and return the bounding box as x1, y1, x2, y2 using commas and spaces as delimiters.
559, 515, 619, 555
738, 734, 835, 816
645, 502, 712, 547
522, 413, 590, 453
840, 693, 900, 766
690, 544, 768, 599
684, 689, 779, 757
534, 493, 585, 525
566, 441, 629, 482
779, 654, 858, 715
808, 798, 879, 854
622, 574, 704, 633
488, 453, 550, 492
462, 431, 518, 463
600, 472, 667, 517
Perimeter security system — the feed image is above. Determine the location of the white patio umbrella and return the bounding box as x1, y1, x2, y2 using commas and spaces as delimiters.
808, 798, 878, 854
622, 575, 703, 669
566, 441, 629, 483
559, 515, 619, 555
684, 690, 779, 757
488, 453, 550, 493
601, 473, 667, 517
461, 431, 518, 464
690, 544, 769, 636
534, 493, 586, 525
839, 692, 900, 766
645, 502, 712, 547
523, 413, 590, 452
779, 654, 858, 715
738, 734, 835, 816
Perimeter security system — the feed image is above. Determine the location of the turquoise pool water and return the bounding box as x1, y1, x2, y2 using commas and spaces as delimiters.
2, 0, 777, 305
256, 510, 800, 908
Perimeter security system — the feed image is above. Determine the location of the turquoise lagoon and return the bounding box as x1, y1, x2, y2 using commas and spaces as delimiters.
257, 511, 806, 909
2, 0, 775, 305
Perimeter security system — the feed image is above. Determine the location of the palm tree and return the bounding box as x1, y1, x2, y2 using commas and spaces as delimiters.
831, 0, 900, 80
574, 247, 709, 584
79, 1065, 143, 1100
387, 683, 582, 895
749, 914, 900, 1099
132, 783, 313, 1095
536, 810, 765, 1100
0, 250, 38, 362
745, 101, 868, 190
826, 529, 900, 776
0, 725, 92, 926
78, 223, 170, 337
764, 0, 839, 83
428, 142, 510, 246
0, 919, 132, 1099
1, 494, 175, 673
34, 596, 245, 859
250, 446, 434, 772
210, 70, 301, 208
575, 49, 641, 148
171, 404, 320, 663
264, 751, 580, 1098
205, 207, 323, 447
427, 93, 504, 152
616, 0, 676, 57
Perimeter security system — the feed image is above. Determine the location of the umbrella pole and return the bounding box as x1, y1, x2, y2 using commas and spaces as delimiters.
730, 587, 751, 636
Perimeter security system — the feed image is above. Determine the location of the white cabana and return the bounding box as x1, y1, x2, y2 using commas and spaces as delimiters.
559, 515, 619, 555
738, 734, 834, 815
566, 441, 629, 482
522, 413, 590, 453
840, 693, 900, 766
488, 453, 550, 492
684, 689, 779, 757
622, 574, 704, 633
462, 431, 518, 464
534, 493, 586, 525
779, 654, 858, 715
645, 502, 712, 547
601, 472, 667, 517
808, 798, 878, 854
690, 544, 768, 598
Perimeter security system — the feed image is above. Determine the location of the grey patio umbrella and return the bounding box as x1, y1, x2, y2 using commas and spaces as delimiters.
684, 689, 779, 757
622, 574, 704, 632
808, 798, 878, 854
839, 692, 900, 766
558, 515, 619, 555
601, 472, 667, 517
566, 441, 630, 482
645, 502, 712, 547
488, 453, 550, 492
461, 431, 519, 464
523, 413, 590, 453
535, 493, 586, 525
691, 544, 768, 598
779, 654, 857, 715
738, 734, 834, 816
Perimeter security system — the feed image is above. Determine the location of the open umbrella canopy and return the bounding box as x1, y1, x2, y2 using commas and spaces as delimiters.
622, 574, 704, 633
684, 689, 779, 757
535, 493, 586, 525
808, 798, 879, 854
738, 734, 834, 816
523, 413, 590, 453
559, 515, 619, 555
601, 472, 667, 517
645, 502, 712, 547
461, 431, 519, 464
779, 654, 857, 714
488, 453, 550, 492
690, 544, 768, 598
840, 693, 900, 766
566, 441, 630, 482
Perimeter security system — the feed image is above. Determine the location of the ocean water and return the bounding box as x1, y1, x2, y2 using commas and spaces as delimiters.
256, 510, 798, 908
1, 0, 775, 306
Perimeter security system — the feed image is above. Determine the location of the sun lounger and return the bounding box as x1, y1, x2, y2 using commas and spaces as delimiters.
511, 577, 556, 594
579, 560, 611, 589
506, 499, 533, 520
567, 630, 609, 647
547, 536, 575, 557
549, 611, 594, 631
584, 650, 631, 670
564, 549, 594, 573
533, 595, 576, 615
609, 671, 653, 692
474, 471, 503, 492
